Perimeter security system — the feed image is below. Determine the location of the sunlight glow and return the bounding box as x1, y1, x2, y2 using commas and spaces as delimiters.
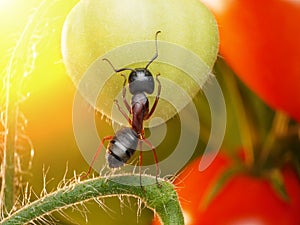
0, 0, 29, 24
201, 0, 233, 14
287, 0, 300, 4
183, 210, 192, 225
0, 0, 14, 11
0, 0, 10, 6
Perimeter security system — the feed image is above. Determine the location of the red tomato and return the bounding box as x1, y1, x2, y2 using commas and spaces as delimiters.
152, 153, 300, 225
201, 0, 300, 122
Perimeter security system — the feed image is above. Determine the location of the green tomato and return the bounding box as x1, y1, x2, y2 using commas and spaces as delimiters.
62, 0, 218, 126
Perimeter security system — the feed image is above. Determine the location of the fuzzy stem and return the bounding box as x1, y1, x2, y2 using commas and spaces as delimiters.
1, 92, 18, 213
0, 0, 59, 213
1, 175, 184, 225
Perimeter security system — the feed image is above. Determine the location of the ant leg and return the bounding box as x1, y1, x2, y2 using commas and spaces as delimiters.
142, 138, 160, 186
138, 141, 144, 189
81, 136, 113, 179
120, 74, 131, 113
114, 99, 132, 125
145, 74, 161, 120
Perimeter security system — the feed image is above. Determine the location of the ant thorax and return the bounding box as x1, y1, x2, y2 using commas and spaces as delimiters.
131, 92, 149, 109
131, 92, 149, 133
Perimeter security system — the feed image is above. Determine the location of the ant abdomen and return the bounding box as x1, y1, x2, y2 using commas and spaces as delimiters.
106, 127, 139, 168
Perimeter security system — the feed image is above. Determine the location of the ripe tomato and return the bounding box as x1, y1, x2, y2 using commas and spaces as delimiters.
201, 0, 300, 122
152, 153, 300, 225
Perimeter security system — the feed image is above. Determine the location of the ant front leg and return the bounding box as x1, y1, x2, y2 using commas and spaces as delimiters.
114, 99, 132, 125
145, 74, 161, 120
120, 74, 131, 114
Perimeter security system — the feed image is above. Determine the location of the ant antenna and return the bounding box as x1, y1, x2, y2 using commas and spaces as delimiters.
103, 58, 135, 73
145, 31, 161, 69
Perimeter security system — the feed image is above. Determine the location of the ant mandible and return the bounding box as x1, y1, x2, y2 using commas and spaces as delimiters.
82, 31, 162, 186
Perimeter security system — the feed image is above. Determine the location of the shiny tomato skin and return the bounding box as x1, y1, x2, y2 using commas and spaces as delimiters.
201, 0, 300, 122
152, 153, 300, 225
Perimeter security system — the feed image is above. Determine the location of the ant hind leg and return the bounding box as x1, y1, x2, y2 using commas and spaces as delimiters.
138, 141, 144, 189
141, 138, 160, 187
80, 136, 113, 180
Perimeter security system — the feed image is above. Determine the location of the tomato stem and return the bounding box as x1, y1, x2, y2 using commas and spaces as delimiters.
217, 60, 254, 167
1, 175, 184, 225
0, 0, 55, 214
0, 0, 77, 215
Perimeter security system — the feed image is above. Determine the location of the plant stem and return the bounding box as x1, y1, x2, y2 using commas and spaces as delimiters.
217, 61, 254, 167
0, 91, 18, 213
0, 0, 58, 213
1, 175, 184, 225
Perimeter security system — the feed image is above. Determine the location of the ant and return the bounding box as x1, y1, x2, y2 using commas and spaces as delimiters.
82, 31, 162, 187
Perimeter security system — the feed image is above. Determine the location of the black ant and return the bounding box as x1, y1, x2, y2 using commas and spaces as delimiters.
82, 31, 162, 186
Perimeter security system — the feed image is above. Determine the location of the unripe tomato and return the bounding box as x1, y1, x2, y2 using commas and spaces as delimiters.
201, 0, 300, 122
62, 0, 219, 124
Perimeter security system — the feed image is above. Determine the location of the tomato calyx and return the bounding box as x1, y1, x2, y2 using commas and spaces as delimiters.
256, 118, 300, 174
153, 147, 300, 225
201, 135, 300, 209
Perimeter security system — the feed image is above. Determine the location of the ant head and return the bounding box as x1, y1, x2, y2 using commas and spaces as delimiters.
103, 31, 161, 95
128, 68, 154, 94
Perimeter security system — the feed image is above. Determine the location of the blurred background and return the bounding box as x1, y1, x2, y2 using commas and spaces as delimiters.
0, 0, 299, 224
